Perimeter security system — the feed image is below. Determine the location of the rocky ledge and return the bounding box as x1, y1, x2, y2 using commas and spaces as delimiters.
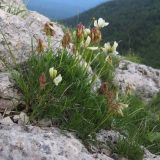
0, 123, 113, 160
114, 60, 160, 101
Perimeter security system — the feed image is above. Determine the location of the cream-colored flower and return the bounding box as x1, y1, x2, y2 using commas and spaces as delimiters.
94, 18, 109, 28
117, 103, 128, 116
113, 41, 118, 52
53, 74, 62, 86
102, 41, 119, 55
87, 46, 99, 51
84, 36, 91, 47
102, 42, 111, 53
84, 28, 91, 36
49, 67, 57, 79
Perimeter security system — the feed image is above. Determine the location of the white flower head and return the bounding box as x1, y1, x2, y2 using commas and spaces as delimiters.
112, 41, 119, 55
84, 36, 91, 47
94, 18, 109, 29
49, 67, 57, 79
53, 74, 62, 86
102, 42, 111, 53
102, 41, 119, 55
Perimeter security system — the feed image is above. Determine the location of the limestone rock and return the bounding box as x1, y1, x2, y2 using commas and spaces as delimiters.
0, 72, 21, 112
144, 149, 160, 160
0, 116, 13, 125
0, 9, 63, 71
38, 118, 52, 127
0, 0, 27, 16
18, 112, 29, 124
96, 130, 122, 145
114, 60, 160, 101
0, 124, 113, 160
0, 0, 25, 7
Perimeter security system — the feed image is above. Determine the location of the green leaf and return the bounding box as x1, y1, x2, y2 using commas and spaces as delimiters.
147, 132, 160, 143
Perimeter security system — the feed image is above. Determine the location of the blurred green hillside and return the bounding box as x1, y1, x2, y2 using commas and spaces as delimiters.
62, 0, 160, 68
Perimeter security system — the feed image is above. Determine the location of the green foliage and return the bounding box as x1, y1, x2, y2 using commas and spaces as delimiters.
112, 138, 144, 160
110, 94, 160, 155
125, 52, 142, 64
62, 0, 160, 68
145, 93, 160, 154
12, 50, 115, 138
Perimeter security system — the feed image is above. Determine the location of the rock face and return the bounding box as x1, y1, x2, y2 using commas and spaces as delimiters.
0, 9, 63, 71
0, 0, 27, 16
0, 123, 113, 160
114, 60, 160, 101
0, 72, 21, 112
1, 0, 25, 7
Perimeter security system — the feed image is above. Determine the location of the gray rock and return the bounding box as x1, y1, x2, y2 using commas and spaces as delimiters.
0, 9, 30, 70
0, 0, 27, 16
38, 118, 52, 127
0, 72, 20, 112
18, 112, 29, 125
144, 149, 160, 160
0, 0, 25, 7
114, 60, 160, 101
0, 9, 63, 71
24, 11, 64, 51
13, 114, 19, 122
0, 116, 13, 124
0, 124, 113, 160
96, 129, 123, 145
0, 113, 3, 119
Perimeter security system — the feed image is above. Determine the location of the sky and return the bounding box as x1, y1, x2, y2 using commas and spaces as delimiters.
26, 0, 108, 20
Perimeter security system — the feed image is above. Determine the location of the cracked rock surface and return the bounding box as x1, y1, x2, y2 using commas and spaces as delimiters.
0, 72, 21, 112
114, 60, 160, 101
0, 124, 113, 160
0, 8, 63, 71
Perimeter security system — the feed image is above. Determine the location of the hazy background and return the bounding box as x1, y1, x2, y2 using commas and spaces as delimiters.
26, 0, 108, 20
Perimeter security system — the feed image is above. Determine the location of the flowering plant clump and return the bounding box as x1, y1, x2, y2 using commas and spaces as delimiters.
8, 16, 160, 158
12, 17, 129, 139
60, 17, 119, 69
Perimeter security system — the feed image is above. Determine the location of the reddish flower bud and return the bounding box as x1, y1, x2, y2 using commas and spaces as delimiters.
39, 73, 46, 89
90, 27, 102, 43
36, 39, 46, 53
76, 23, 85, 40
62, 30, 72, 48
